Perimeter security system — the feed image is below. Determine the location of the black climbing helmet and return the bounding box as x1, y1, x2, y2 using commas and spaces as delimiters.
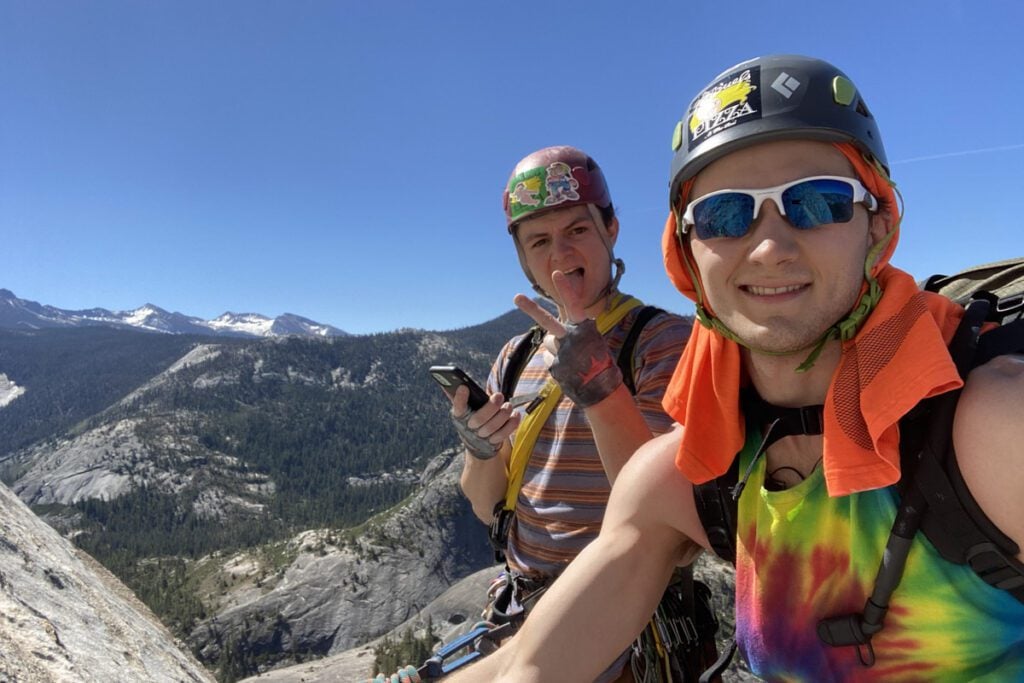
668, 54, 889, 206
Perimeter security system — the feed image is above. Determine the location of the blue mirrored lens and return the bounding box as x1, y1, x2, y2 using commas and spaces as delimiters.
781, 179, 855, 229
693, 193, 754, 239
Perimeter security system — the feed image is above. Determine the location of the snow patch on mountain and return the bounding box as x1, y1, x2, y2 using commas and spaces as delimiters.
270, 313, 343, 338
123, 305, 172, 330
207, 312, 276, 337
0, 373, 26, 408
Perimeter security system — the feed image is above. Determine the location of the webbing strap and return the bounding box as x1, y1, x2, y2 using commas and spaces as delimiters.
502, 294, 643, 511
619, 305, 665, 394
504, 380, 560, 511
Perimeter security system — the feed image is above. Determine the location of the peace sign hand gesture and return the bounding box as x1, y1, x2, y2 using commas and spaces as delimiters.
513, 271, 622, 408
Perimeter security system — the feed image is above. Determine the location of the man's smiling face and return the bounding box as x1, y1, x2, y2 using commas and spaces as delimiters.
687, 139, 888, 355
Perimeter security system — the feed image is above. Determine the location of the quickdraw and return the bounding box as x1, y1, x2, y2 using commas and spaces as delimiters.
414, 621, 514, 680
413, 579, 549, 680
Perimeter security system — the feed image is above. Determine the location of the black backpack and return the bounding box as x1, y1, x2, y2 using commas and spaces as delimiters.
692, 258, 1024, 666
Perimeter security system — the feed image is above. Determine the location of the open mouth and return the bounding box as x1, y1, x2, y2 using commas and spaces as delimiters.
560, 267, 585, 281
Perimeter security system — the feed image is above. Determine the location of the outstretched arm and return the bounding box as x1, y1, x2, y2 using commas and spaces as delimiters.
449, 427, 709, 682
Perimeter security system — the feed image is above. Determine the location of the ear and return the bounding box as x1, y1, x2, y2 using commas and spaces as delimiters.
604, 216, 620, 246
868, 208, 892, 248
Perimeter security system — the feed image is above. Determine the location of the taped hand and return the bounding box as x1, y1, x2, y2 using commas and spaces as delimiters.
513, 269, 622, 408
449, 386, 519, 461
451, 408, 500, 460
547, 318, 622, 407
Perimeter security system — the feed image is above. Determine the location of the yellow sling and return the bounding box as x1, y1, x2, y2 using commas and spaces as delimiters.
502, 293, 643, 511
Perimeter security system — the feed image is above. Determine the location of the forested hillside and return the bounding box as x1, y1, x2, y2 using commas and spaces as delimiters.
0, 306, 537, 663
0, 327, 207, 458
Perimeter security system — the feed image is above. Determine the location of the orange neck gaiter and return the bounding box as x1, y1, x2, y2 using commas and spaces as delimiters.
661, 143, 965, 496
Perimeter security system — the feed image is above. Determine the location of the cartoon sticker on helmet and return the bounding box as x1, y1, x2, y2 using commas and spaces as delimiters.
543, 161, 581, 206
506, 161, 588, 221
511, 180, 542, 208
507, 172, 545, 219
687, 67, 763, 148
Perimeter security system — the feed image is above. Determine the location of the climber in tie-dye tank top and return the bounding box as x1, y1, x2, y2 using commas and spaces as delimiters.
445, 55, 1024, 683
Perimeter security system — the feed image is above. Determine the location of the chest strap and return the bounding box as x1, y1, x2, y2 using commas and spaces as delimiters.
693, 391, 825, 565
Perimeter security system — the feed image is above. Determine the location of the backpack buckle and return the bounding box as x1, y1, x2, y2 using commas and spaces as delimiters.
797, 405, 823, 435
489, 505, 514, 558
994, 292, 1023, 319
966, 542, 1024, 592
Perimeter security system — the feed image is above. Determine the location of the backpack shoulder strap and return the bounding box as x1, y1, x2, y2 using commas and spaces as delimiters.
819, 300, 992, 658
975, 314, 1024, 365
617, 306, 665, 395
819, 294, 1024, 662
911, 308, 1024, 602
692, 390, 826, 566
692, 459, 739, 565
499, 326, 545, 400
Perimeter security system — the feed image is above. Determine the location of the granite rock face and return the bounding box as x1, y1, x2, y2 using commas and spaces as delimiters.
238, 557, 758, 682
238, 566, 498, 682
188, 450, 495, 672
0, 480, 214, 683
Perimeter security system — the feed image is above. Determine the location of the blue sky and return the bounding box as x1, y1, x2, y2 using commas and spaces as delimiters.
2, 1, 1022, 334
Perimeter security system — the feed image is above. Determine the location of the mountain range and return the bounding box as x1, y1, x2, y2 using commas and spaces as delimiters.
0, 288, 347, 338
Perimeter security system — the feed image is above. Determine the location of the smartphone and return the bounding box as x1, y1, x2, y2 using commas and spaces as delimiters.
428, 365, 489, 411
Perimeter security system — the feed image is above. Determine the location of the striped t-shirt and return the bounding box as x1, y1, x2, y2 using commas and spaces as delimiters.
486, 302, 691, 580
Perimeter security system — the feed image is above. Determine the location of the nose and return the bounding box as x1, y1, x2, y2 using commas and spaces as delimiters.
746, 200, 798, 265
550, 233, 575, 263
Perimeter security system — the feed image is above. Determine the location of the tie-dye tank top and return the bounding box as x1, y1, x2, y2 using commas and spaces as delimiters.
734, 429, 1024, 681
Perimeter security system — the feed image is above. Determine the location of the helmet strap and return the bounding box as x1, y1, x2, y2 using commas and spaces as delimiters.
582, 204, 623, 317
792, 232, 891, 372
